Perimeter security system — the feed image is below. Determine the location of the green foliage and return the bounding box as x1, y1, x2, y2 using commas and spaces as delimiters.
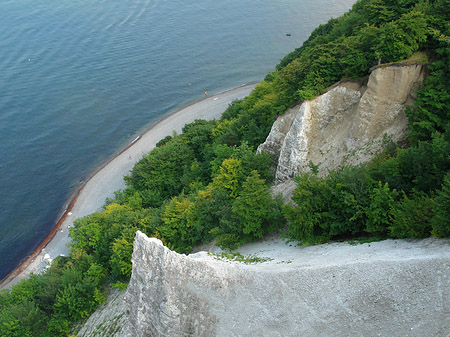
210, 142, 273, 184
159, 194, 204, 253
432, 173, 450, 237
396, 133, 450, 192
389, 191, 433, 238
124, 137, 195, 204
362, 0, 397, 25
110, 226, 138, 279
376, 11, 427, 62
211, 158, 243, 198
284, 167, 369, 244
284, 173, 333, 244
0, 300, 47, 337
209, 252, 273, 264
212, 97, 280, 148
111, 280, 129, 292
366, 132, 450, 194
6, 274, 44, 305
155, 135, 172, 147
364, 181, 395, 235
210, 171, 284, 249
232, 171, 283, 239
270, 0, 433, 108
69, 203, 159, 268
406, 46, 450, 143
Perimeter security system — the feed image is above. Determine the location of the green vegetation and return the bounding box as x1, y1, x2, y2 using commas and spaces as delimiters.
1, 0, 449, 335
209, 252, 273, 264
283, 0, 450, 243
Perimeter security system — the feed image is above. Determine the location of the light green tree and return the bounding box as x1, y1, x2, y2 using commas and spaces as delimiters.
232, 171, 275, 239
211, 158, 242, 198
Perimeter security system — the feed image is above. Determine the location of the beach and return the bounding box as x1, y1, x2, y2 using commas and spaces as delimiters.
0, 83, 257, 290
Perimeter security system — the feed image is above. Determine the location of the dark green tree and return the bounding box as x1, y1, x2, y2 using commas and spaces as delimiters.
432, 173, 450, 237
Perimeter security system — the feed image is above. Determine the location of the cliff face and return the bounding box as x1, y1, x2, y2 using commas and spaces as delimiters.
258, 64, 425, 184
124, 232, 228, 337
78, 231, 450, 336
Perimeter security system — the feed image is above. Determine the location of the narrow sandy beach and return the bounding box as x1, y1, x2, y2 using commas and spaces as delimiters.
0, 83, 257, 290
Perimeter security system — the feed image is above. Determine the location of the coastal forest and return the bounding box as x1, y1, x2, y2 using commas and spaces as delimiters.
1, 0, 449, 335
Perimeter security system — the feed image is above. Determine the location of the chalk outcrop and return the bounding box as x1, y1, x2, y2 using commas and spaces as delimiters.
258, 64, 426, 183
78, 231, 450, 336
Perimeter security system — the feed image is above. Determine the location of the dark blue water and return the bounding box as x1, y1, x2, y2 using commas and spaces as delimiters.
0, 0, 355, 279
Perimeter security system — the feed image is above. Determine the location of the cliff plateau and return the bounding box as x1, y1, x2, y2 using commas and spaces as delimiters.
78, 231, 450, 336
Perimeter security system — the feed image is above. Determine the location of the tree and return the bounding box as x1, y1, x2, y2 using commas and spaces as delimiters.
211, 158, 242, 198
0, 301, 47, 337
125, 137, 195, 202
284, 173, 333, 244
432, 173, 450, 238
110, 226, 138, 279
362, 0, 396, 25
406, 46, 450, 143
159, 195, 204, 253
365, 181, 395, 235
389, 191, 433, 238
376, 11, 428, 62
232, 171, 278, 240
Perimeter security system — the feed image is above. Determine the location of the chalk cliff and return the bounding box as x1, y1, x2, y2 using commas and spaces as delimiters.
78, 231, 450, 336
258, 64, 426, 184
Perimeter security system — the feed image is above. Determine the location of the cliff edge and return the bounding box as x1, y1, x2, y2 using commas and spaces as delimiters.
78, 231, 450, 336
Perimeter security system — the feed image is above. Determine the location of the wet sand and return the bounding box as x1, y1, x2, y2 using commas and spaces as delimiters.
0, 83, 257, 289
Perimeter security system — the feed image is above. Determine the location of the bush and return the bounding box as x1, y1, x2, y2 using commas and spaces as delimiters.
432, 173, 450, 238
284, 173, 334, 244
159, 194, 204, 253
124, 137, 195, 203
389, 191, 433, 238
364, 181, 396, 235
285, 167, 368, 244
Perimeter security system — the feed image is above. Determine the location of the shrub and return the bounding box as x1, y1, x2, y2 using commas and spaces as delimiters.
432, 173, 450, 238
364, 181, 395, 235
389, 191, 433, 238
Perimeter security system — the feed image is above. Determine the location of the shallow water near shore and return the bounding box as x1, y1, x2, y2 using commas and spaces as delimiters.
0, 0, 355, 280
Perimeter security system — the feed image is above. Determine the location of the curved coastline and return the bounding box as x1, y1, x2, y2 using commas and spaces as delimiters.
0, 82, 257, 290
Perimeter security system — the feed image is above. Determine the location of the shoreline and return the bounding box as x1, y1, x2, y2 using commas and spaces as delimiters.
0, 82, 257, 290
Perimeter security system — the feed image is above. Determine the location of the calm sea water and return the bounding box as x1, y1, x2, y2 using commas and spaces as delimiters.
0, 0, 355, 279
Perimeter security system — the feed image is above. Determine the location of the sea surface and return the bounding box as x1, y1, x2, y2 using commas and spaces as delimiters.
0, 0, 356, 280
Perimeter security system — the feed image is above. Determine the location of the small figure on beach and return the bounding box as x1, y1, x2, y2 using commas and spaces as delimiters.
205, 90, 208, 96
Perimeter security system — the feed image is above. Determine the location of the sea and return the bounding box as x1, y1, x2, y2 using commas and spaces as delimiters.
0, 0, 356, 280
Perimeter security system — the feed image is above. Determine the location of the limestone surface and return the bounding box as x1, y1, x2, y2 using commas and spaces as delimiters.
80, 232, 450, 337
